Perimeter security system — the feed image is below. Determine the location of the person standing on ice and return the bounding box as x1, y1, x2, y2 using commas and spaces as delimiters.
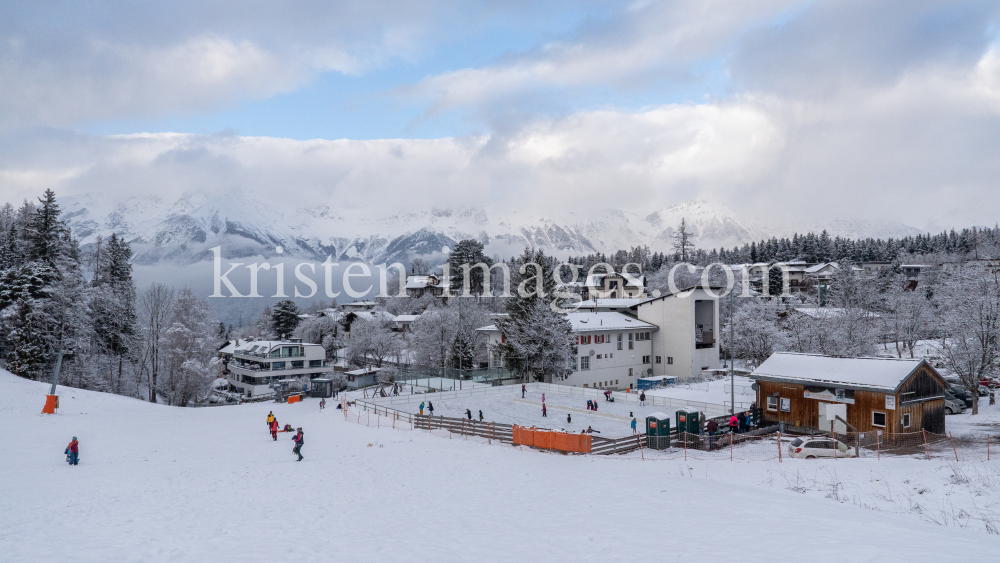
428, 401, 435, 416
465, 408, 472, 420
269, 418, 279, 441
320, 398, 326, 410
419, 401, 425, 415
521, 384, 526, 398
631, 418, 637, 434
542, 403, 547, 417
567, 413, 571, 424
65, 437, 79, 465
639, 392, 646, 406
586, 399, 592, 411
292, 428, 304, 461
479, 410, 484, 421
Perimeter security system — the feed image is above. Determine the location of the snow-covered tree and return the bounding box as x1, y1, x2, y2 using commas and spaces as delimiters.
271, 299, 301, 339
162, 288, 219, 406
939, 266, 1000, 415
725, 298, 785, 371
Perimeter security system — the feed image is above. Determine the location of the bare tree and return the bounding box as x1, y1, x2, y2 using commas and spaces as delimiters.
940, 266, 1000, 415
137, 283, 174, 403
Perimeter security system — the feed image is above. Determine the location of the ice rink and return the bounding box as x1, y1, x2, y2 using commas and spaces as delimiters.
369, 386, 692, 436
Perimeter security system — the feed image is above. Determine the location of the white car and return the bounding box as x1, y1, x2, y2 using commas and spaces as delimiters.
787, 437, 857, 459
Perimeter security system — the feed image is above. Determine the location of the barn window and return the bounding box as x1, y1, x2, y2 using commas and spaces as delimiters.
766, 396, 778, 411
872, 412, 887, 427
902, 413, 911, 428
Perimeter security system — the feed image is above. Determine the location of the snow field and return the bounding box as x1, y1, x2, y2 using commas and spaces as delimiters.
2, 370, 999, 562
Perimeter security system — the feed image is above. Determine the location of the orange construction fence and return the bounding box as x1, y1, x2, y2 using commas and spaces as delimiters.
287, 395, 301, 404
512, 425, 592, 453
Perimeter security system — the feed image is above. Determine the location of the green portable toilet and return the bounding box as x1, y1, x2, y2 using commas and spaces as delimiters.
645, 412, 672, 450
675, 410, 701, 435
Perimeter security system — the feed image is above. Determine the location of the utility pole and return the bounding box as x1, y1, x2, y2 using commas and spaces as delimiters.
729, 286, 735, 415
43, 347, 66, 414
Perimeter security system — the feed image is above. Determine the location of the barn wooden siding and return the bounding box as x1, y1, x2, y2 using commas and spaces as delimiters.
756, 364, 946, 435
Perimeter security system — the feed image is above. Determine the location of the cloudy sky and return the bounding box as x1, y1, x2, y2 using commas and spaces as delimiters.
2, 0, 999, 230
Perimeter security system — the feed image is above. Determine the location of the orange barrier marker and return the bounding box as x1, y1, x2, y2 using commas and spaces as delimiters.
42, 395, 59, 414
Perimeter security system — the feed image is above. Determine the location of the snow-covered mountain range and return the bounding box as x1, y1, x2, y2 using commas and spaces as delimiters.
60, 194, 924, 265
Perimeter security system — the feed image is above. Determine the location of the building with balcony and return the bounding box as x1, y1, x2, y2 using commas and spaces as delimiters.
632, 286, 720, 379
225, 339, 333, 398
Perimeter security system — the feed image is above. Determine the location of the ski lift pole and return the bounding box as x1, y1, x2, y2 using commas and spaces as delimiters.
43, 348, 65, 414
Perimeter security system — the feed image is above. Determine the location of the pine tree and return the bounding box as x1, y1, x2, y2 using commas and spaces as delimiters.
7, 298, 47, 380
271, 299, 301, 339
28, 189, 64, 267
448, 239, 493, 295
672, 218, 696, 262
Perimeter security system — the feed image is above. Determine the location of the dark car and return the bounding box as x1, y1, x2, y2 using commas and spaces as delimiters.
946, 385, 974, 409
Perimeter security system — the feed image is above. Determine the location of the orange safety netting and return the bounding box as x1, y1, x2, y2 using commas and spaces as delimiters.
513, 425, 592, 453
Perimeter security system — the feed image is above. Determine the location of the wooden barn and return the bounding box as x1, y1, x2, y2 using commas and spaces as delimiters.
751, 352, 947, 435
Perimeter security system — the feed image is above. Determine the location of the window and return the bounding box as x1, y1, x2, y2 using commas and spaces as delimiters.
872, 412, 886, 427
767, 396, 778, 411
617, 334, 623, 350
584, 384, 588, 388
309, 360, 323, 368
615, 380, 618, 385
596, 335, 604, 344
902, 413, 911, 428
629, 368, 633, 377
580, 335, 592, 345
642, 355, 651, 364
610, 280, 619, 289
291, 360, 304, 369
655, 356, 662, 364
271, 362, 286, 370
269, 349, 281, 358
666, 357, 673, 365
580, 356, 590, 370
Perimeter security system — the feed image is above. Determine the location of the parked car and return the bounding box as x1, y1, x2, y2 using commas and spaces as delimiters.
788, 437, 857, 459
979, 377, 1000, 389
946, 385, 974, 409
944, 393, 966, 415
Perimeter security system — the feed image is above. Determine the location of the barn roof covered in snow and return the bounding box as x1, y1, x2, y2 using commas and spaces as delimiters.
750, 352, 936, 393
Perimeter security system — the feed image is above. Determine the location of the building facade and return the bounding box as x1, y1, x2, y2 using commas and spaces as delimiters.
225, 339, 333, 398
633, 287, 720, 379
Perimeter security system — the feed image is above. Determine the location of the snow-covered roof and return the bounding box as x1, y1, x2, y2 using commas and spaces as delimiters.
574, 298, 645, 309
405, 275, 440, 289
584, 272, 645, 287
477, 312, 655, 334
568, 312, 657, 333
804, 262, 839, 274
351, 310, 396, 322
343, 300, 378, 308
234, 340, 323, 354
647, 411, 671, 419
394, 314, 420, 322
638, 376, 677, 383
345, 367, 379, 376
751, 352, 931, 392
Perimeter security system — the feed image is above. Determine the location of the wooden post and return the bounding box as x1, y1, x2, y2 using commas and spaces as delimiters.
950, 432, 958, 462
683, 432, 687, 461
777, 431, 782, 463
988, 434, 990, 461
876, 431, 880, 461
831, 421, 836, 461
922, 429, 930, 461
637, 434, 644, 461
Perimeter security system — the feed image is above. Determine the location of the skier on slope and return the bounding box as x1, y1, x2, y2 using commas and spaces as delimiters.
269, 418, 279, 441
522, 384, 526, 398
65, 436, 79, 466
292, 428, 304, 461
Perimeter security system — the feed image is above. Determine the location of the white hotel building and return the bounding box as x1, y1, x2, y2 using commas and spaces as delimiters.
224, 339, 333, 398
479, 312, 657, 389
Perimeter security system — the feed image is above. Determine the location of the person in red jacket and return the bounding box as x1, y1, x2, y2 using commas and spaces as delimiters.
65, 437, 79, 466
729, 414, 739, 434
292, 428, 304, 461
269, 418, 279, 441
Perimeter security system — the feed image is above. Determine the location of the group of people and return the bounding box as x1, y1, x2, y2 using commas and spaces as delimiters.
727, 407, 757, 434
585, 399, 599, 411
267, 411, 304, 461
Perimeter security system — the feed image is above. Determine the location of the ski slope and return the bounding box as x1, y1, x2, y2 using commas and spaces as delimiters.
1, 370, 997, 562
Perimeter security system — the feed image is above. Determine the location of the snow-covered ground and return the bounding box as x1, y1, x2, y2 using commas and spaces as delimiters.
2, 370, 998, 562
